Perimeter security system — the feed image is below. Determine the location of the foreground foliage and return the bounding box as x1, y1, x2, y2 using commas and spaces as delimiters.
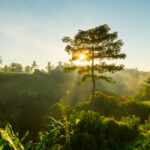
1, 111, 150, 150
0, 124, 29, 150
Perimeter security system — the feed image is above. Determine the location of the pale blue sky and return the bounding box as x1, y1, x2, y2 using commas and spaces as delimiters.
0, 0, 150, 70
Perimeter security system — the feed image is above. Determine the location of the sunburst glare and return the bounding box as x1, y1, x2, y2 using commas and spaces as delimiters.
79, 54, 86, 60
73, 53, 90, 66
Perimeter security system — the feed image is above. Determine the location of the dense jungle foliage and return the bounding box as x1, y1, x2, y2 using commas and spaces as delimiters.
1, 63, 150, 149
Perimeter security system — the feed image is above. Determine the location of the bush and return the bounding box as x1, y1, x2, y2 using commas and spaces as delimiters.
70, 92, 150, 123
48, 102, 66, 120
119, 101, 150, 123
67, 111, 140, 150
2, 111, 150, 150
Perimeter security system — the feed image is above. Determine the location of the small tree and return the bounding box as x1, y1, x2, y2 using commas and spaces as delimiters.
62, 24, 126, 100
25, 65, 32, 73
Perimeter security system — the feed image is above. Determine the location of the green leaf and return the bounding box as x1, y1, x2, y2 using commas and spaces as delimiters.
5, 124, 13, 137
12, 137, 19, 146
20, 130, 29, 143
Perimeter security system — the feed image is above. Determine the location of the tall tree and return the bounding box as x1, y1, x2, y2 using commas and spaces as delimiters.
56, 61, 64, 70
0, 57, 2, 72
0, 57, 2, 67
32, 61, 38, 71
46, 61, 53, 74
62, 24, 126, 101
3, 65, 10, 72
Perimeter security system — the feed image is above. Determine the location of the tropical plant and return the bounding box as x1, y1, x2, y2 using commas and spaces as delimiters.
32, 61, 38, 72
0, 124, 29, 150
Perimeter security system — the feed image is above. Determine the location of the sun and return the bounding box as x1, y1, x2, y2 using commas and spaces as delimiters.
79, 54, 86, 61
73, 54, 91, 66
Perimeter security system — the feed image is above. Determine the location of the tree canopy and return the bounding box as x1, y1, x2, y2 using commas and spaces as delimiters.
62, 24, 126, 100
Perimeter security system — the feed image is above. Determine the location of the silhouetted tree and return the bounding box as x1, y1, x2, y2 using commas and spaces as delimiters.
10, 63, 23, 72
0, 57, 2, 71
3, 65, 10, 72
25, 65, 32, 73
32, 61, 38, 72
0, 57, 2, 66
46, 61, 53, 74
56, 61, 64, 70
62, 24, 126, 101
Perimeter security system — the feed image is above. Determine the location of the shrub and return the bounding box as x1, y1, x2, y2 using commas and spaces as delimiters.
48, 103, 66, 120
67, 111, 140, 150
119, 101, 150, 123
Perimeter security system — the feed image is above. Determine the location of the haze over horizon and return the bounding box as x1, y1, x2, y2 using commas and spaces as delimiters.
0, 0, 150, 71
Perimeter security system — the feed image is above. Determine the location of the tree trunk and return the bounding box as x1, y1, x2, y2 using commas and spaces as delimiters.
91, 50, 95, 102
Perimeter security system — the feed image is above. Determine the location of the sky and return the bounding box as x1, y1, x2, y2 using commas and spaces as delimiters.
0, 0, 150, 71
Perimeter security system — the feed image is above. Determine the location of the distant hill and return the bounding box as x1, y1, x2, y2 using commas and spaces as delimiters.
0, 69, 150, 104
0, 72, 56, 97
98, 69, 150, 96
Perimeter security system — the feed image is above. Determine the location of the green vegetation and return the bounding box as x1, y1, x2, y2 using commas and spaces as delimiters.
1, 25, 150, 149
1, 79, 150, 150
134, 78, 150, 101
1, 110, 150, 150
0, 65, 150, 147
